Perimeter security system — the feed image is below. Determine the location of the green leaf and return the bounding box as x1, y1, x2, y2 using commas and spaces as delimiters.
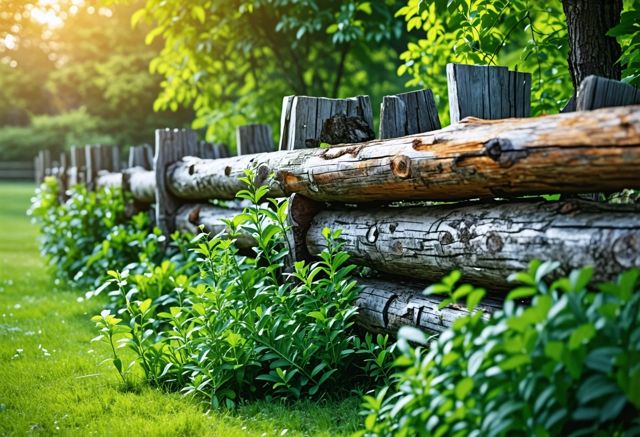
568, 323, 596, 350
499, 354, 531, 371
506, 286, 536, 301
455, 377, 474, 399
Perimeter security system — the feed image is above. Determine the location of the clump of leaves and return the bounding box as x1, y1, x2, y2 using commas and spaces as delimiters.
94, 169, 394, 405
361, 261, 640, 436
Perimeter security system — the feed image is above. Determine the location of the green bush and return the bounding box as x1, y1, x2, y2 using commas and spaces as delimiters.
360, 261, 640, 436
29, 178, 160, 291
0, 108, 114, 161
92, 171, 395, 406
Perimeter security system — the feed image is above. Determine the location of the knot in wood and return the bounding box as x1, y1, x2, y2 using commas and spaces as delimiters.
613, 233, 640, 268
439, 231, 454, 245
188, 206, 201, 225
392, 240, 403, 255
484, 138, 527, 168
366, 225, 379, 244
390, 155, 412, 179
486, 231, 503, 253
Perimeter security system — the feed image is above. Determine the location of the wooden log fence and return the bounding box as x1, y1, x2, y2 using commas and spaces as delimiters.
36, 66, 640, 336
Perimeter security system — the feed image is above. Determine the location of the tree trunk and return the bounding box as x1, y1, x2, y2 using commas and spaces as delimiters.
562, 0, 622, 98
306, 199, 640, 288
167, 106, 640, 204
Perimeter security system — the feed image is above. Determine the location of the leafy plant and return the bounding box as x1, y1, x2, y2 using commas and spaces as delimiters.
93, 169, 395, 405
361, 261, 640, 436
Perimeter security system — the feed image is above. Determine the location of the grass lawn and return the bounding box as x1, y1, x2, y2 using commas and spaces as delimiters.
0, 182, 360, 436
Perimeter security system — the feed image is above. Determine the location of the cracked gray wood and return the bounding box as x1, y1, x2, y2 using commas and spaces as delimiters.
380, 89, 441, 139
447, 63, 531, 124
577, 75, 640, 111
174, 203, 255, 248
278, 95, 374, 150
306, 199, 640, 288
237, 124, 275, 155
356, 278, 502, 335
166, 105, 640, 203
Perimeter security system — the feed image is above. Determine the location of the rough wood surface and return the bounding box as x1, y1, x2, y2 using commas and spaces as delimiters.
380, 89, 441, 139
68, 145, 86, 186
278, 95, 374, 150
125, 168, 155, 203
285, 193, 324, 265
155, 129, 198, 234
306, 199, 640, 288
577, 75, 640, 111
128, 145, 154, 170
166, 105, 640, 203
447, 64, 531, 124
356, 278, 502, 335
84, 146, 100, 190
174, 203, 255, 248
237, 124, 275, 155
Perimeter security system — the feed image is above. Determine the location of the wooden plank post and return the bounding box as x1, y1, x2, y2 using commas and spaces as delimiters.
69, 145, 86, 187
128, 145, 154, 170
380, 89, 441, 139
111, 146, 121, 172
577, 75, 640, 110
447, 63, 531, 124
42, 150, 52, 178
236, 124, 275, 155
278, 95, 374, 150
84, 145, 99, 190
155, 128, 198, 236
58, 152, 68, 202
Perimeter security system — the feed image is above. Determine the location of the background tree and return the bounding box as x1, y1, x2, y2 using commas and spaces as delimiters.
132, 0, 408, 145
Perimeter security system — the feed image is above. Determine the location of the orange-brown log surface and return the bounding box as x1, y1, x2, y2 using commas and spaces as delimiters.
167, 105, 640, 203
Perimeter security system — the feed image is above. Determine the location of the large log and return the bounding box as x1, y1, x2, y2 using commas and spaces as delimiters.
174, 203, 255, 248
306, 199, 640, 288
356, 278, 502, 335
126, 168, 156, 203
167, 105, 640, 203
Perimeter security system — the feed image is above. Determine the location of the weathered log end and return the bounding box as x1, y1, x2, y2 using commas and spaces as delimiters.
285, 193, 325, 267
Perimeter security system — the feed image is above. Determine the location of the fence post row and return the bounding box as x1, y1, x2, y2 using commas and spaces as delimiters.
33, 65, 640, 336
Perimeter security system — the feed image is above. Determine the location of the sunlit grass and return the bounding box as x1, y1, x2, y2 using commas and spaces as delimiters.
0, 182, 360, 436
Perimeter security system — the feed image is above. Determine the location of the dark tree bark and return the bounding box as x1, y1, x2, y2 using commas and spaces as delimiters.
562, 0, 623, 98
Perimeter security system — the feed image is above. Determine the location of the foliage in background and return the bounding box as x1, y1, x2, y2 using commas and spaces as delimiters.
92, 170, 395, 407
130, 0, 407, 146
395, 0, 571, 123
361, 261, 640, 436
609, 3, 640, 87
0, 0, 193, 160
0, 108, 113, 160
395, 0, 640, 124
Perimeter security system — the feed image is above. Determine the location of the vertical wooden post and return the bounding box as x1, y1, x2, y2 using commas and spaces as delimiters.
154, 129, 198, 235
236, 124, 275, 155
84, 145, 101, 191
577, 75, 640, 111
278, 95, 374, 150
380, 89, 441, 139
128, 145, 153, 170
285, 193, 325, 270
69, 145, 86, 187
42, 150, 52, 178
112, 146, 121, 172
58, 152, 68, 202
447, 63, 531, 124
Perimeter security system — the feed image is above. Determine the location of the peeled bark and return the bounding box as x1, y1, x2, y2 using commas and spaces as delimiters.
306, 199, 640, 288
167, 106, 640, 203
356, 278, 502, 335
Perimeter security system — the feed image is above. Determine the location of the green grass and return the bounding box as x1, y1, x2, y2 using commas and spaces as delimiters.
0, 182, 361, 436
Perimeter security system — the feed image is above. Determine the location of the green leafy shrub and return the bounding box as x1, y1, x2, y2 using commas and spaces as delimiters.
360, 261, 640, 436
93, 170, 394, 406
29, 178, 159, 291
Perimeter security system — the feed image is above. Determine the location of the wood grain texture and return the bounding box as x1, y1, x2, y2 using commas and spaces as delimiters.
577, 75, 640, 111
278, 95, 374, 150
380, 89, 441, 139
128, 145, 154, 170
237, 124, 275, 155
356, 278, 502, 335
167, 105, 640, 203
306, 199, 640, 288
155, 129, 198, 234
447, 63, 531, 123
